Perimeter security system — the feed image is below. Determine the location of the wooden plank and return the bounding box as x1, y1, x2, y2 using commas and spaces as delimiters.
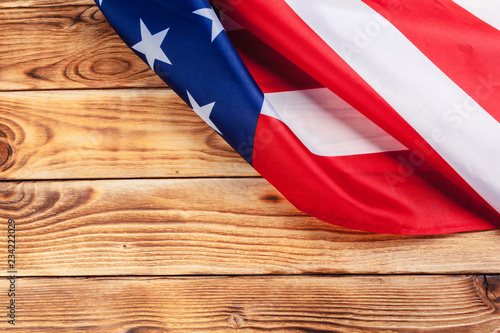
0, 1, 94, 7
2, 275, 500, 331
0, 6, 163, 90
0, 89, 256, 179
2, 179, 500, 276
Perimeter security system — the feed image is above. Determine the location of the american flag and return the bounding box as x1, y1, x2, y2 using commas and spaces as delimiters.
96, 0, 500, 234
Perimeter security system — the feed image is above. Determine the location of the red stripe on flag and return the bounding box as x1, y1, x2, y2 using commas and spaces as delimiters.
363, 0, 500, 123
227, 30, 322, 93
253, 114, 500, 234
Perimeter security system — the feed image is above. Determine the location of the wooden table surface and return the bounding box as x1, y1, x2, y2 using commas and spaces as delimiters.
1, 1, 500, 332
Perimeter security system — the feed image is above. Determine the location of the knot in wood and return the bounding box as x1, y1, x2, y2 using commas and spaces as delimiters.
0, 141, 12, 167
228, 313, 244, 328
483, 275, 500, 303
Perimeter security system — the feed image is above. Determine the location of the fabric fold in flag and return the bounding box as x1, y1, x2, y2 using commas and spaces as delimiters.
95, 0, 500, 234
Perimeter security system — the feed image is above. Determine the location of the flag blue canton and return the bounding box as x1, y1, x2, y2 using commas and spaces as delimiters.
97, 0, 264, 164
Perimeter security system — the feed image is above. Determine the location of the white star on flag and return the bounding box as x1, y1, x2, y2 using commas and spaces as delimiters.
132, 19, 171, 69
187, 91, 221, 135
98, 0, 103, 5
193, 8, 224, 42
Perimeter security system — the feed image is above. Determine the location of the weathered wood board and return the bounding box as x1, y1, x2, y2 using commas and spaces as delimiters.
0, 90, 255, 179
0, 6, 161, 90
1, 180, 500, 277
2, 275, 500, 332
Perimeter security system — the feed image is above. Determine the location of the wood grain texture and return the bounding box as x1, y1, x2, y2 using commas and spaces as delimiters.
2, 275, 500, 332
0, 1, 94, 7
0, 89, 256, 179
0, 6, 163, 90
1, 179, 500, 276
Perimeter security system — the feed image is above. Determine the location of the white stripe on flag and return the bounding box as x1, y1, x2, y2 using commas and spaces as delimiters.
451, 0, 500, 31
262, 88, 406, 156
284, 0, 500, 212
